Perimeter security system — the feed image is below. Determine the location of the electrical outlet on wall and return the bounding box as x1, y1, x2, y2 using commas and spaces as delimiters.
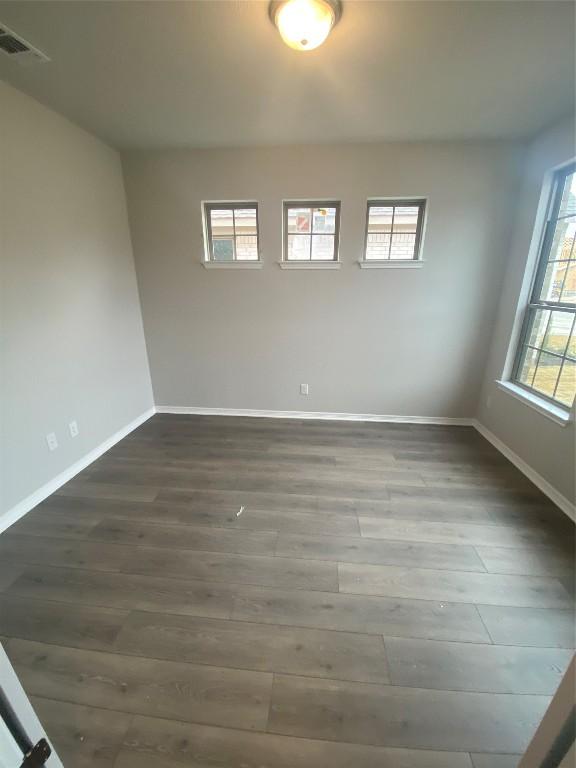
69, 420, 79, 438
300, 383, 309, 396
46, 432, 58, 451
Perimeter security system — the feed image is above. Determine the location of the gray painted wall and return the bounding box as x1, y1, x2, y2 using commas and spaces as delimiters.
477, 117, 576, 505
123, 141, 521, 419
0, 81, 154, 517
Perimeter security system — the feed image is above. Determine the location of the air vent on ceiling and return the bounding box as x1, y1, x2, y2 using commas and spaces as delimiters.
0, 22, 49, 64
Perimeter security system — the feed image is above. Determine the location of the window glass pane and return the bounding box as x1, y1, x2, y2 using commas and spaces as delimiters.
236, 236, 258, 260
212, 238, 234, 261
393, 206, 419, 233
311, 234, 335, 260
567, 324, 576, 358
555, 359, 576, 407
366, 233, 390, 260
549, 218, 575, 262
287, 208, 311, 234
390, 232, 417, 260
558, 171, 576, 218
368, 206, 393, 234
560, 262, 576, 304
287, 234, 311, 260
312, 207, 336, 234
527, 308, 550, 348
233, 208, 257, 236
542, 311, 573, 355
517, 346, 539, 387
532, 352, 562, 398
210, 209, 234, 237
540, 261, 567, 302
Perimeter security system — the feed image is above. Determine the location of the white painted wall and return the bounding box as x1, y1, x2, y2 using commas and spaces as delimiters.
123, 141, 521, 420
0, 80, 154, 521
477, 117, 576, 505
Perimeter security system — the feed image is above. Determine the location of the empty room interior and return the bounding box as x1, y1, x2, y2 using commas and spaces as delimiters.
1, 1, 576, 767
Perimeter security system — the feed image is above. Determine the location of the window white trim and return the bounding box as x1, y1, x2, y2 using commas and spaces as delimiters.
202, 260, 263, 269
362, 197, 428, 264
502, 157, 576, 381
201, 200, 260, 266
281, 199, 341, 264
496, 380, 572, 426
278, 260, 341, 270
358, 259, 425, 269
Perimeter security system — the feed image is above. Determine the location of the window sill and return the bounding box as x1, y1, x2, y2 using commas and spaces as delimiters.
278, 261, 341, 270
202, 261, 263, 270
358, 260, 425, 269
496, 381, 572, 426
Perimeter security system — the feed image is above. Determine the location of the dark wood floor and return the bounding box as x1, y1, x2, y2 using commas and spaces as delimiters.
1, 415, 575, 768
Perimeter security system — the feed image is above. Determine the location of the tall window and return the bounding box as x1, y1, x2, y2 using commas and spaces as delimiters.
513, 163, 576, 410
364, 200, 426, 261
203, 203, 259, 262
283, 202, 340, 261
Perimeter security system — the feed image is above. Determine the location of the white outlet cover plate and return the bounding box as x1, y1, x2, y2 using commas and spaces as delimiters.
46, 432, 58, 451
69, 421, 79, 437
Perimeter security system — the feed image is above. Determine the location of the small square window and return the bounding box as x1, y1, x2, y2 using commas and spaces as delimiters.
283, 202, 340, 262
203, 202, 260, 263
364, 200, 426, 262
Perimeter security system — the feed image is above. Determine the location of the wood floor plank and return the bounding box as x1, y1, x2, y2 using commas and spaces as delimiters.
231, 585, 491, 642
475, 545, 575, 578
232, 509, 361, 536
6, 638, 272, 732
353, 501, 498, 525
384, 636, 572, 694
386, 483, 544, 506
46, 493, 361, 536
267, 674, 550, 753
7, 566, 236, 620
0, 595, 127, 652
56, 482, 159, 502
276, 532, 486, 572
470, 755, 521, 768
88, 465, 394, 500
477, 605, 576, 648
358, 517, 558, 548
0, 562, 23, 592
7, 509, 101, 540
338, 563, 572, 608
88, 518, 278, 555
156, 488, 353, 516
30, 696, 132, 768
115, 713, 474, 768
115, 611, 389, 683
121, 547, 338, 591
0, 534, 130, 572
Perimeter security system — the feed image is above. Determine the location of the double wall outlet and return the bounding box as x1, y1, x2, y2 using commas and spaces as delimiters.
46, 420, 79, 451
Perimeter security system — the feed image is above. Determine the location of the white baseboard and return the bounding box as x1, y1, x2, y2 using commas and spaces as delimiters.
155, 405, 474, 426
472, 419, 575, 522
0, 407, 156, 535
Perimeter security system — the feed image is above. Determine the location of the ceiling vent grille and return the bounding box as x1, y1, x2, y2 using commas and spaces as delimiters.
0, 23, 49, 64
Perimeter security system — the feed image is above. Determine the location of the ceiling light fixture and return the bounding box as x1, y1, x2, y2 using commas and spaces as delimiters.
269, 0, 342, 52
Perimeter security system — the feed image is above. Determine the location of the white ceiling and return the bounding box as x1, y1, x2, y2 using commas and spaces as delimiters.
0, 1, 574, 149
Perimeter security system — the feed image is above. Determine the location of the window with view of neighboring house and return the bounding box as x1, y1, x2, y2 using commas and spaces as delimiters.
364, 199, 426, 262
512, 163, 576, 410
283, 202, 340, 261
203, 203, 259, 262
